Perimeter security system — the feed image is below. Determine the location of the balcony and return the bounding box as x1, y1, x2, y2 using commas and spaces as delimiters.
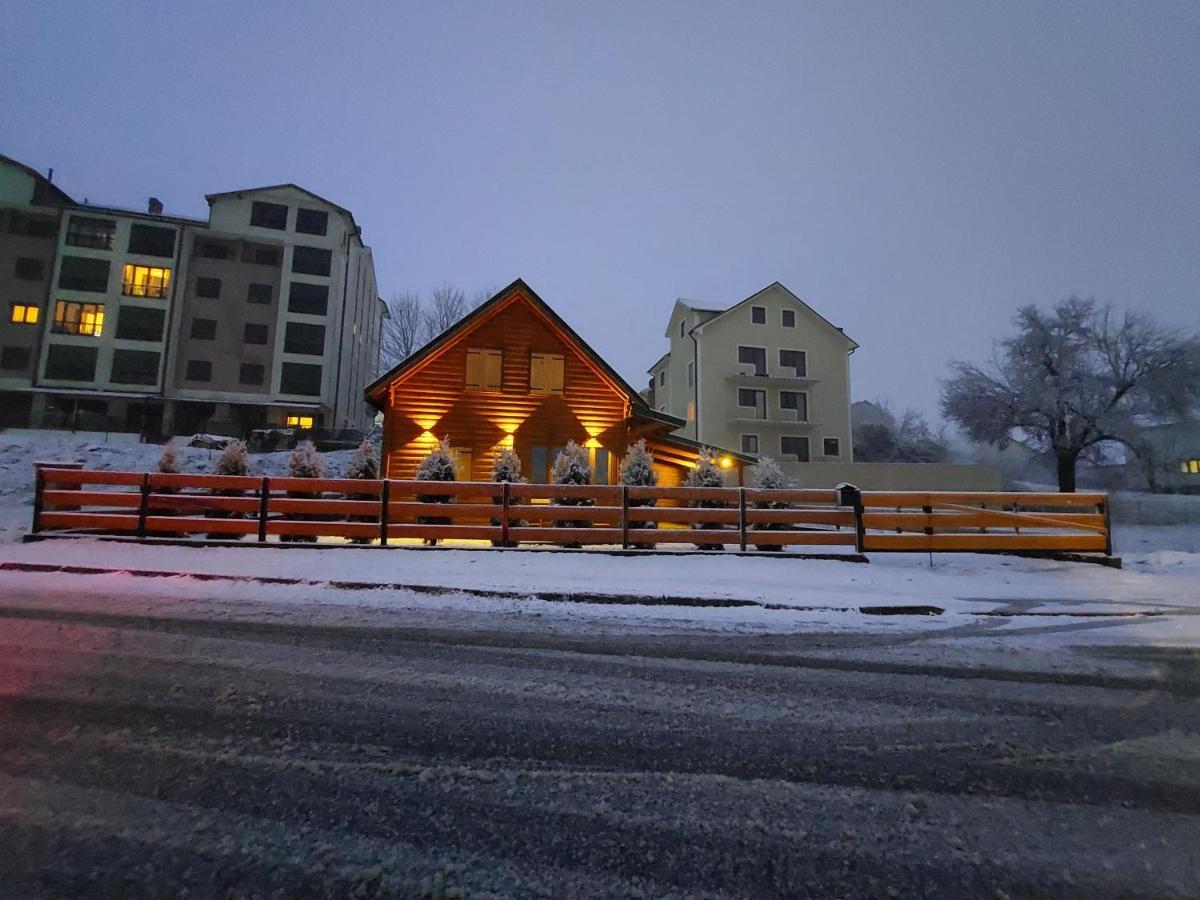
725, 371, 818, 387
731, 416, 820, 428
122, 282, 169, 299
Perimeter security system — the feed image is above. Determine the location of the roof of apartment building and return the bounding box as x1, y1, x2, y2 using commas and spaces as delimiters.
0, 152, 77, 207
676, 281, 859, 350
205, 184, 362, 237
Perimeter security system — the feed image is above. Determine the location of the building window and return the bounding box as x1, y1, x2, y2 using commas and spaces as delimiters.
823, 437, 841, 457
2, 346, 32, 371
239, 363, 265, 385
738, 388, 766, 419
1182, 459, 1200, 475
781, 436, 810, 462
185, 360, 211, 382
190, 318, 217, 340
247, 283, 273, 304
288, 281, 328, 315
52, 301, 105, 336
110, 349, 160, 385
241, 243, 281, 266
115, 306, 165, 342
243, 323, 268, 345
291, 245, 332, 277
250, 201, 288, 230
529, 352, 565, 393
9, 212, 58, 238
122, 264, 172, 298
280, 362, 322, 395
45, 344, 98, 381
658, 369, 665, 387
679, 319, 685, 338
779, 349, 807, 377
195, 277, 221, 299
284, 321, 325, 355
295, 207, 329, 236
737, 345, 766, 376
66, 215, 116, 250
751, 305, 766, 325
686, 360, 694, 387
465, 347, 502, 390
14, 257, 46, 281
782, 309, 796, 328
741, 434, 759, 454
285, 414, 314, 429
127, 224, 176, 258
9, 303, 39, 324
779, 390, 808, 421
58, 256, 111, 292
197, 239, 232, 260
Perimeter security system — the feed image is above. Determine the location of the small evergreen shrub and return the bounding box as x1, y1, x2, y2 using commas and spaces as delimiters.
684, 447, 728, 550
281, 440, 324, 543
619, 439, 658, 549
157, 441, 180, 474
489, 447, 527, 547
207, 440, 248, 539
344, 439, 380, 545
552, 441, 593, 547
415, 438, 457, 545
750, 456, 793, 551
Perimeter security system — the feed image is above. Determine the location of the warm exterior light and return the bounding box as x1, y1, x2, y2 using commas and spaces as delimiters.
584, 437, 602, 449
720, 456, 733, 468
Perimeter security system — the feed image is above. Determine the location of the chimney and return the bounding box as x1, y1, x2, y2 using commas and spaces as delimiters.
47, 168, 54, 183
147, 197, 163, 215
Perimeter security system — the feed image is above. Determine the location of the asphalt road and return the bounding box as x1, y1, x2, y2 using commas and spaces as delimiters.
1, 582, 1197, 898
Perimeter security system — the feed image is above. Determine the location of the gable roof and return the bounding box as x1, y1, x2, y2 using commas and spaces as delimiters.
204, 183, 361, 237
0, 153, 76, 207
365, 278, 676, 422
685, 281, 858, 350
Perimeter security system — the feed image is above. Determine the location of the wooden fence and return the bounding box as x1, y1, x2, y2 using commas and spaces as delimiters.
30, 468, 1112, 556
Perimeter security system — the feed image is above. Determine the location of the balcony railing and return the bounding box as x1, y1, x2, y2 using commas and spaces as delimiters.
122, 282, 169, 299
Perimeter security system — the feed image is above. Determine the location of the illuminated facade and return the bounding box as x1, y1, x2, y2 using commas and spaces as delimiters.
366, 280, 751, 484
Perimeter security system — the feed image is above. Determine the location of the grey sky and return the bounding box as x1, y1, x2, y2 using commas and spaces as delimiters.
3, 1, 1197, 420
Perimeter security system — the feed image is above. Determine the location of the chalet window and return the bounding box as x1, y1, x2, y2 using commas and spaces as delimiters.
1, 346, 32, 371
779, 390, 808, 421
53, 301, 105, 336
15, 257, 46, 280
295, 207, 328, 236
738, 388, 766, 419
782, 309, 796, 328
751, 305, 766, 324
247, 283, 273, 304
185, 359, 212, 382
823, 437, 841, 457
465, 348, 502, 390
10, 303, 39, 324
593, 447, 610, 484
127, 224, 176, 258
738, 345, 766, 376
741, 434, 759, 454
250, 201, 288, 230
109, 349, 160, 385
529, 352, 564, 394
115, 306, 164, 342
239, 363, 265, 385
243, 323, 268, 345
65, 215, 116, 250
58, 256, 110, 292
779, 349, 807, 377
195, 276, 221, 299
122, 263, 171, 298
288, 281, 328, 315
280, 362, 322, 396
291, 245, 331, 277
284, 321, 325, 355
781, 436, 810, 462
45, 344, 97, 381
190, 318, 217, 340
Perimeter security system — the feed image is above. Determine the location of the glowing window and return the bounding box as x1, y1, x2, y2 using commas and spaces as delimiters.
1184, 459, 1200, 475
10, 304, 39, 324
121, 264, 172, 298
52, 301, 105, 336
286, 415, 314, 430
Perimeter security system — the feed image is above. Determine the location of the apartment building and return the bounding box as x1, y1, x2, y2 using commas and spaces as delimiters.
646, 282, 857, 464
0, 153, 384, 437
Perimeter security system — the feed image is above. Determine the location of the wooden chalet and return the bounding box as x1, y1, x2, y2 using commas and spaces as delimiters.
364, 279, 752, 485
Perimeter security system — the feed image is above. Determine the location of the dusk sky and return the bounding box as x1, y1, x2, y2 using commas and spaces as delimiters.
3, 1, 1197, 421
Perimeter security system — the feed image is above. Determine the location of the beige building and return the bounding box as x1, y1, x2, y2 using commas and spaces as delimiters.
647, 282, 857, 464
0, 154, 384, 437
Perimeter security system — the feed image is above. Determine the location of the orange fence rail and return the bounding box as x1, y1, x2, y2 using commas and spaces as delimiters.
30, 469, 1113, 556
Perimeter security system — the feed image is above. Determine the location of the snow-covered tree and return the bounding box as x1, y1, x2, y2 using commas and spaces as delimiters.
345, 439, 380, 481
287, 440, 325, 479
552, 441, 592, 545
942, 298, 1200, 492
750, 456, 793, 551
853, 403, 949, 463
490, 447, 525, 483
684, 448, 727, 550
157, 440, 180, 474
213, 440, 248, 476
415, 438, 456, 544
619, 439, 658, 549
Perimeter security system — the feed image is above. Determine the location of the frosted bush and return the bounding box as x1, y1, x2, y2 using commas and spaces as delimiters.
213, 440, 248, 476
288, 440, 325, 479
752, 456, 790, 491
618, 439, 657, 487
491, 447, 525, 483
157, 441, 180, 474
416, 438, 457, 482
685, 447, 727, 550
552, 441, 592, 486
345, 439, 379, 480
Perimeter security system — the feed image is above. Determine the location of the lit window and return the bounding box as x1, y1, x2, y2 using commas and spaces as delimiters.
53, 301, 105, 336
122, 264, 172, 298
1184, 459, 1200, 475
286, 415, 314, 430
10, 304, 39, 324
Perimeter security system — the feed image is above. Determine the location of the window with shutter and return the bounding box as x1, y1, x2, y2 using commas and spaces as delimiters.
529, 352, 564, 393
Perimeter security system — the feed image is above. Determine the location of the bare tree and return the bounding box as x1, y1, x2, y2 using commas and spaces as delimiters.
422, 284, 468, 343
941, 298, 1200, 491
380, 291, 424, 370
852, 400, 949, 463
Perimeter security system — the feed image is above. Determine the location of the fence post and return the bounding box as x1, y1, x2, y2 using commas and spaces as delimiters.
1102, 495, 1113, 557
258, 477, 270, 543
621, 485, 629, 550
379, 480, 390, 546
31, 467, 45, 534
738, 488, 747, 552
500, 481, 510, 547
136, 473, 151, 538
836, 483, 865, 553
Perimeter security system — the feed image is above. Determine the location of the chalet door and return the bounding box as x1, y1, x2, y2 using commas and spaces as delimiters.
530, 445, 548, 483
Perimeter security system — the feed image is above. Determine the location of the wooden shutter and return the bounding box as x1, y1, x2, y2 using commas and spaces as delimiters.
483, 349, 502, 390
465, 349, 483, 389
530, 352, 564, 393
546, 354, 564, 392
